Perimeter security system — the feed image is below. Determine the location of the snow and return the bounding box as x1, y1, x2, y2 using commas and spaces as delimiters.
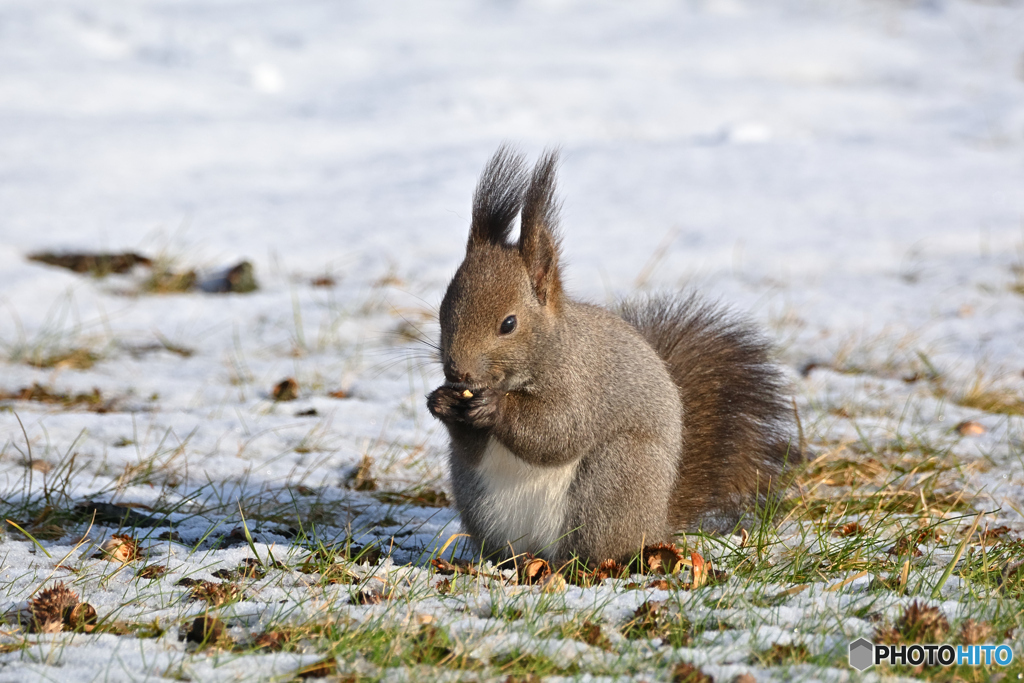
1, 0, 1023, 681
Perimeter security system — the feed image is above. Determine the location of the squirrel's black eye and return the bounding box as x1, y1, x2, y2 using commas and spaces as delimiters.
499, 315, 517, 335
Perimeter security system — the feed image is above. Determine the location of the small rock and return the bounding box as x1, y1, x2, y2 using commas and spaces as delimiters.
225, 261, 258, 293
200, 261, 258, 293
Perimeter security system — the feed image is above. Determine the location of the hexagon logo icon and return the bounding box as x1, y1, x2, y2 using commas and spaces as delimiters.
849, 638, 874, 671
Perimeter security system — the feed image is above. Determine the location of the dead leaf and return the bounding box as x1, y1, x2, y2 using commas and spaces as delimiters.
579, 621, 610, 649
691, 552, 708, 588
888, 534, 924, 558
272, 378, 299, 401
185, 615, 226, 645
354, 586, 390, 604
979, 525, 1012, 545
136, 565, 167, 580
187, 581, 244, 606
253, 630, 292, 651
956, 420, 986, 436
296, 658, 337, 679
28, 251, 151, 276
671, 661, 713, 683
345, 455, 376, 491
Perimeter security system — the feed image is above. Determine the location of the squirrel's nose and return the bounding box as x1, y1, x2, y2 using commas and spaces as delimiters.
443, 359, 471, 384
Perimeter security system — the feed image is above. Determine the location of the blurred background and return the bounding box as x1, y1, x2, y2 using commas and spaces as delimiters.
1, 5, 1023, 679
0, 0, 1022, 455
2, 0, 1022, 291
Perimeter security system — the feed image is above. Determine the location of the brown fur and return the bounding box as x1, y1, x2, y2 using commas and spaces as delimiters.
427, 147, 800, 564
619, 295, 800, 532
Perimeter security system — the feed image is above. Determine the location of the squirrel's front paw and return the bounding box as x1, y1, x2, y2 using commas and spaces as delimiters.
426, 386, 465, 423
426, 385, 500, 429
462, 388, 500, 429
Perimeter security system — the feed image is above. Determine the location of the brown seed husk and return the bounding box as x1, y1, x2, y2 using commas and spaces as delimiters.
593, 559, 629, 581
958, 619, 993, 645
68, 603, 98, 632
876, 600, 950, 644
642, 542, 685, 575
899, 601, 949, 643
519, 556, 551, 585
28, 582, 79, 633
98, 533, 141, 563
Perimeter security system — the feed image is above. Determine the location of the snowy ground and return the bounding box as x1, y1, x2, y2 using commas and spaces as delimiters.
1, 0, 1024, 681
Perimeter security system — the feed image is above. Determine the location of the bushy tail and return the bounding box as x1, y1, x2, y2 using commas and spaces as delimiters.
619, 293, 801, 533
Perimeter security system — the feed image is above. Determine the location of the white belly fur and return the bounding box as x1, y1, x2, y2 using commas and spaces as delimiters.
473, 437, 578, 558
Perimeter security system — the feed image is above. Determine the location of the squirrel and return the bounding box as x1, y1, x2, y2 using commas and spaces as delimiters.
426, 146, 801, 565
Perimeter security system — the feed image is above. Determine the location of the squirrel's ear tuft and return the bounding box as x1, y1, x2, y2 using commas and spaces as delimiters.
470, 145, 527, 249
519, 150, 563, 306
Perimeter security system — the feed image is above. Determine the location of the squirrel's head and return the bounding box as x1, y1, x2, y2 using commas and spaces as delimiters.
438, 147, 563, 391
